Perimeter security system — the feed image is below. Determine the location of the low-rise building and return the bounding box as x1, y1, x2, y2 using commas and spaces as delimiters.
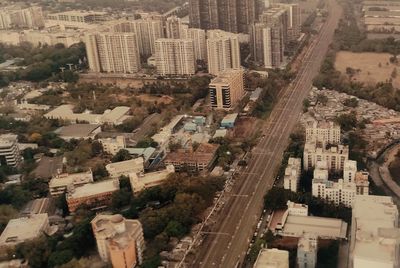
0, 134, 21, 167
49, 171, 94, 196
44, 105, 131, 125
253, 248, 289, 268
164, 143, 219, 173
351, 195, 400, 268
91, 214, 145, 268
297, 233, 318, 268
99, 136, 126, 155
287, 201, 308, 216
283, 158, 301, 192
129, 165, 175, 193
106, 158, 144, 179
0, 214, 49, 247
220, 113, 239, 128
54, 124, 101, 141
303, 142, 349, 171
66, 179, 120, 213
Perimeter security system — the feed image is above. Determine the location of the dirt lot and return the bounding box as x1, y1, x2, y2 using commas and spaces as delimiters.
335, 51, 400, 88
136, 94, 174, 104
232, 117, 260, 140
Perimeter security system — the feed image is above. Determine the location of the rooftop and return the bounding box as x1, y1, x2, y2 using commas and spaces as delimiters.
253, 248, 289, 268
0, 213, 48, 246
210, 69, 243, 84
55, 124, 101, 138
49, 171, 93, 189
281, 215, 348, 239
67, 179, 119, 200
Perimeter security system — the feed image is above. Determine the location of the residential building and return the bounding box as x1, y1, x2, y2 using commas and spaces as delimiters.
0, 134, 21, 167
111, 19, 164, 56
54, 124, 101, 141
351, 195, 400, 268
303, 142, 349, 171
164, 143, 219, 172
47, 11, 107, 23
343, 160, 357, 183
85, 32, 141, 74
49, 171, 94, 196
186, 28, 207, 61
92, 214, 145, 267
99, 136, 126, 155
154, 38, 195, 76
355, 171, 370, 195
188, 0, 256, 33
0, 214, 49, 247
66, 179, 120, 213
259, 7, 288, 44
209, 69, 244, 109
249, 23, 266, 64
106, 158, 144, 179
44, 105, 132, 125
0, 5, 44, 30
253, 248, 289, 268
283, 157, 301, 192
297, 233, 317, 268
207, 30, 241, 75
166, 16, 187, 39
262, 25, 284, 68
276, 3, 301, 42
305, 120, 341, 146
129, 165, 175, 193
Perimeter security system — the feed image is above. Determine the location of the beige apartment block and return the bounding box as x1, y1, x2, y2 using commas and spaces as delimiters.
209, 69, 244, 109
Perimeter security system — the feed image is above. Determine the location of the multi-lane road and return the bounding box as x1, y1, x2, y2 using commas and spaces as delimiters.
188, 1, 343, 267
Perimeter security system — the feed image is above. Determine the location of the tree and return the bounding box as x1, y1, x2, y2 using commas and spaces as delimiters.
335, 112, 358, 131
92, 164, 109, 181
392, 67, 398, 79
164, 220, 187, 238
111, 149, 132, 163
48, 250, 74, 268
16, 237, 53, 268
316, 94, 328, 106
343, 97, 359, 108
112, 188, 132, 209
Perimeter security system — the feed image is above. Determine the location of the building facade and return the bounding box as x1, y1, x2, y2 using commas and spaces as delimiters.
99, 136, 126, 156
154, 38, 196, 76
209, 69, 244, 109
0, 134, 21, 167
303, 142, 349, 171
49, 171, 94, 196
297, 233, 317, 268
305, 120, 341, 147
91, 214, 145, 268
207, 30, 241, 75
85, 32, 141, 74
283, 157, 301, 192
0, 6, 44, 30
186, 28, 207, 61
106, 158, 144, 179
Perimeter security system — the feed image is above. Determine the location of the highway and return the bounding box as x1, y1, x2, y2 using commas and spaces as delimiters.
188, 1, 343, 267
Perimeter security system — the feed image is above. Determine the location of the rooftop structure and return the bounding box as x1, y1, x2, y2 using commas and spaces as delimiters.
305, 120, 341, 146
303, 142, 349, 171
49, 171, 94, 196
351, 195, 400, 268
91, 214, 145, 267
66, 179, 120, 213
129, 165, 175, 193
126, 147, 156, 163
0, 214, 49, 247
44, 105, 131, 125
54, 124, 101, 141
106, 158, 144, 179
253, 248, 289, 268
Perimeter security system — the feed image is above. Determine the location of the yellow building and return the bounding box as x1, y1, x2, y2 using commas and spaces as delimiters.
209, 69, 244, 110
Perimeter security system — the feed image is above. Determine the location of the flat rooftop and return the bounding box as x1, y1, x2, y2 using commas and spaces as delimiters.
67, 179, 119, 199
253, 248, 289, 268
0, 213, 48, 246
55, 124, 100, 138
282, 215, 348, 239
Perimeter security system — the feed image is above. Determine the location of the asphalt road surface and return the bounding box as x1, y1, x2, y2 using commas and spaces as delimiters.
189, 1, 343, 267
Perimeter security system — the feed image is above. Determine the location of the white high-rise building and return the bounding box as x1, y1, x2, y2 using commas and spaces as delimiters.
311, 160, 369, 207
263, 25, 284, 68
85, 32, 141, 74
0, 6, 44, 30
186, 28, 207, 61
0, 134, 21, 167
303, 142, 349, 171
297, 233, 317, 268
305, 120, 341, 147
166, 16, 188, 39
155, 38, 196, 76
283, 157, 301, 192
111, 19, 164, 56
276, 3, 301, 41
351, 195, 399, 268
207, 30, 241, 75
